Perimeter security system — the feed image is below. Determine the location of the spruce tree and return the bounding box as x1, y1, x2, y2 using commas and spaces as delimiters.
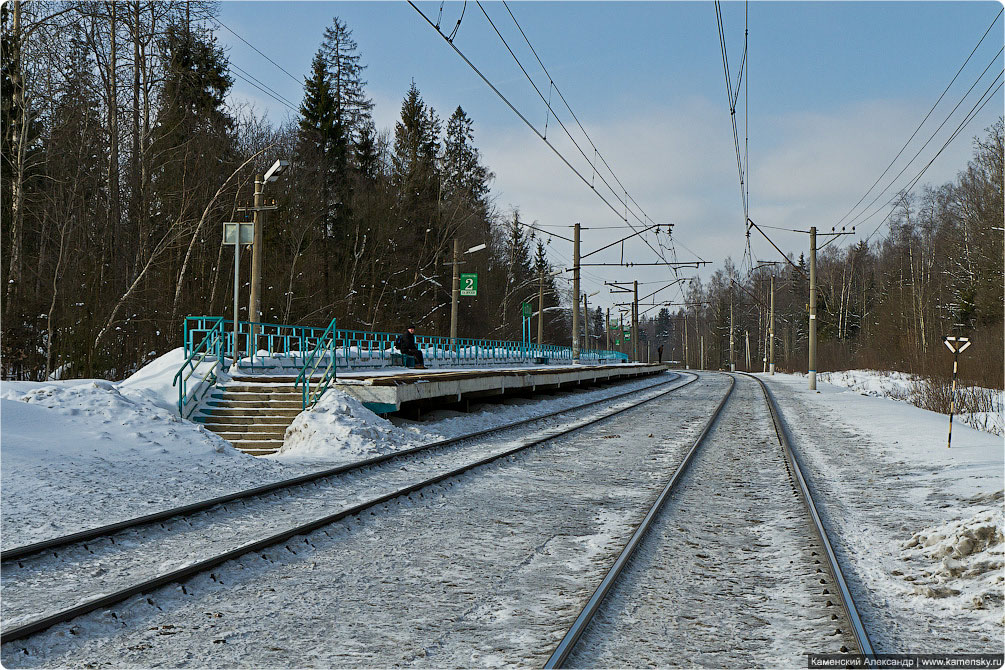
321, 16, 373, 147
149, 22, 235, 223
392, 81, 441, 235
298, 51, 337, 156
443, 106, 492, 223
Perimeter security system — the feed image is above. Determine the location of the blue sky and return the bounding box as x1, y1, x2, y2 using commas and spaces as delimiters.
215, 1, 1003, 308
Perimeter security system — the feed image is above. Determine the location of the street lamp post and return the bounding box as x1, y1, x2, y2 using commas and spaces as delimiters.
448, 240, 486, 345
244, 159, 288, 335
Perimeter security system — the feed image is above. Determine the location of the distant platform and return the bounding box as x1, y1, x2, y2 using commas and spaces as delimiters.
334, 363, 671, 414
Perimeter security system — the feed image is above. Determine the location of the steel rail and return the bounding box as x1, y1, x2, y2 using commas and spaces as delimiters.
2, 371, 687, 563
746, 373, 875, 658
545, 372, 874, 667
1, 373, 699, 645
544, 373, 736, 668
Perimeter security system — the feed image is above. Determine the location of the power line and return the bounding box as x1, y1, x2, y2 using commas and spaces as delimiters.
501, 1, 657, 233
715, 0, 748, 221
863, 72, 1004, 243
410, 0, 684, 293
213, 18, 303, 86
408, 2, 642, 237
475, 0, 643, 221
229, 62, 300, 114
835, 8, 1003, 229
847, 50, 1004, 231
475, 2, 676, 270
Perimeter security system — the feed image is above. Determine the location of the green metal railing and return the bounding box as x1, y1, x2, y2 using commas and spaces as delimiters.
173, 317, 226, 418
295, 318, 338, 410
177, 316, 630, 416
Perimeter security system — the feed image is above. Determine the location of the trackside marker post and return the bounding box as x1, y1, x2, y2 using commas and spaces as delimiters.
943, 336, 972, 449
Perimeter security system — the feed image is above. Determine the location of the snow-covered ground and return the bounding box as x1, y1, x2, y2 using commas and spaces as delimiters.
0, 351, 673, 548
761, 372, 1003, 650
2, 357, 1001, 660
817, 368, 1004, 435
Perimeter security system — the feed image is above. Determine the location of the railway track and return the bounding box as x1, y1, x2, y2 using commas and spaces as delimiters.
545, 372, 874, 667
1, 372, 696, 645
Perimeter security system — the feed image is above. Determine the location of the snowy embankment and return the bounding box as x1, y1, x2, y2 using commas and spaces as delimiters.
762, 372, 1003, 644
817, 368, 1003, 435
0, 349, 300, 548
0, 349, 670, 547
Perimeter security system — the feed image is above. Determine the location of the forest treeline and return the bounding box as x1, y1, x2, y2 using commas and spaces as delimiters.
640, 119, 1003, 389
2, 2, 568, 379
2, 2, 1002, 387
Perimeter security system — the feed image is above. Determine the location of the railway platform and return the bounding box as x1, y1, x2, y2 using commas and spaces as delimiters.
335, 362, 669, 414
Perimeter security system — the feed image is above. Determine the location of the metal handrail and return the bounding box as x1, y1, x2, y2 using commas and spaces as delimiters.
173, 317, 225, 417
295, 318, 338, 410
177, 316, 631, 415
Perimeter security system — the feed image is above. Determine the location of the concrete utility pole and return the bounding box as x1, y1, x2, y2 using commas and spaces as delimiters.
538, 266, 545, 346
572, 223, 581, 363
762, 306, 768, 373
243, 159, 287, 331
450, 238, 461, 341
583, 293, 589, 355
620, 312, 625, 356
606, 307, 610, 351
632, 280, 639, 362
745, 330, 751, 370
770, 274, 776, 375
446, 240, 485, 348
729, 300, 735, 372
682, 313, 688, 369
700, 335, 704, 371
809, 226, 817, 390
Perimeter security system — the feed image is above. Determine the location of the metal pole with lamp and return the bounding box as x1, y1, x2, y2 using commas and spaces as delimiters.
448, 241, 486, 348
242, 159, 288, 343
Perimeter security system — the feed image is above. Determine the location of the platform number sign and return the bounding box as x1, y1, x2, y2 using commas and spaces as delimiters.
521, 302, 532, 317
460, 273, 478, 296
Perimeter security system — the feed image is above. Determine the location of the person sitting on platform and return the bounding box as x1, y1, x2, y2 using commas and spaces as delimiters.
395, 325, 426, 369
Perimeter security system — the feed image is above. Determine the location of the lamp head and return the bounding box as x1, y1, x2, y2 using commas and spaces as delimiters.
264, 159, 289, 183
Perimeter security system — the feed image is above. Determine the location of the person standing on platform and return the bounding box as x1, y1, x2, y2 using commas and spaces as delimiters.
395, 325, 426, 369
657, 344, 664, 364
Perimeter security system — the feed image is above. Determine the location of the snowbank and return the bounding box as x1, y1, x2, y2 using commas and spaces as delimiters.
818, 369, 916, 400
119, 346, 232, 414
899, 497, 1004, 625
817, 369, 1003, 435
277, 388, 426, 464
0, 358, 292, 548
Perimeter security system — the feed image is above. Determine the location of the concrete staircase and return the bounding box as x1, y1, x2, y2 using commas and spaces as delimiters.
195, 376, 303, 456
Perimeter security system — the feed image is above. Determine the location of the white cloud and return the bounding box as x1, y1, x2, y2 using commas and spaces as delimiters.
468, 93, 996, 306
